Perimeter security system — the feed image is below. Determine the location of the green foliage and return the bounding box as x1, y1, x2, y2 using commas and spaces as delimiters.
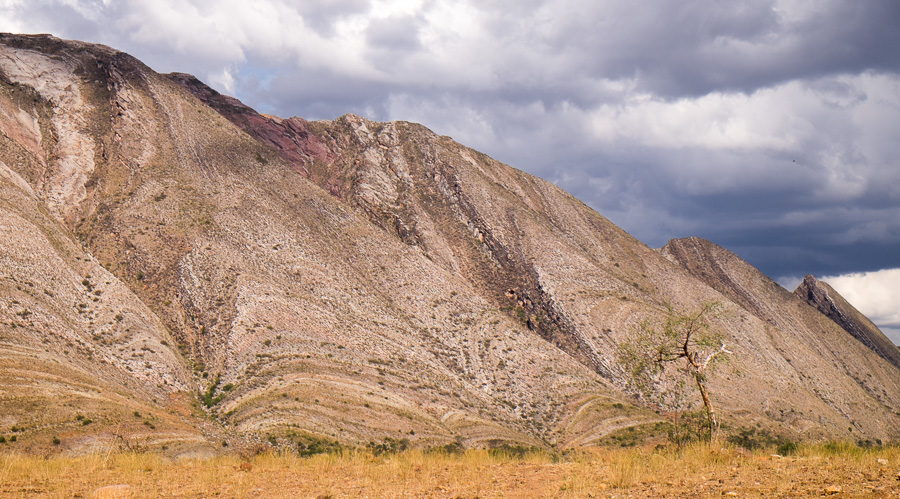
428, 438, 465, 455
367, 437, 410, 455
655, 410, 715, 447
514, 306, 527, 324
296, 435, 344, 457
618, 301, 730, 442
201, 374, 225, 407
602, 424, 651, 448
857, 438, 883, 449
725, 426, 799, 455
777, 441, 799, 456
727, 427, 784, 450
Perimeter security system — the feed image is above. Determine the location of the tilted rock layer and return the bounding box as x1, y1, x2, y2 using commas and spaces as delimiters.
794, 274, 900, 370
0, 34, 897, 454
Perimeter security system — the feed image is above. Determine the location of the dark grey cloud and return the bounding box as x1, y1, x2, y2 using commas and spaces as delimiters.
240, 66, 394, 120
295, 0, 370, 36
365, 15, 422, 52
471, 0, 900, 98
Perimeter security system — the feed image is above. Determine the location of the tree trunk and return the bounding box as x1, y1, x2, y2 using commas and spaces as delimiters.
694, 373, 717, 437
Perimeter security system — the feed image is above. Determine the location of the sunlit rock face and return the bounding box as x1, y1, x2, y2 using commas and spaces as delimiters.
794, 274, 900, 369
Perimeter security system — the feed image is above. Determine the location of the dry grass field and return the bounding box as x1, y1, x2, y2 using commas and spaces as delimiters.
1, 443, 898, 498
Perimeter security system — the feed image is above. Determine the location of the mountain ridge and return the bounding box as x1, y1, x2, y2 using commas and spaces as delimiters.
794, 274, 900, 369
1, 33, 898, 455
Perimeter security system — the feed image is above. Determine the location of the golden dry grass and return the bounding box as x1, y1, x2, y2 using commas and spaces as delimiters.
0, 443, 898, 498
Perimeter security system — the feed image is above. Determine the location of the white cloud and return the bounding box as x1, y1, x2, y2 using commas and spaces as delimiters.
208, 66, 236, 95
822, 268, 900, 342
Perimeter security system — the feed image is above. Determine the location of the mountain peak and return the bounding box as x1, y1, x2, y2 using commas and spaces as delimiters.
794, 275, 900, 369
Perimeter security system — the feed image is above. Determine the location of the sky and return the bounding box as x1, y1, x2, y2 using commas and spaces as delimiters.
1, 0, 898, 342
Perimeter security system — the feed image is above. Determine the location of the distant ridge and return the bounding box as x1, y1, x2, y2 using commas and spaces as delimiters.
794, 275, 900, 369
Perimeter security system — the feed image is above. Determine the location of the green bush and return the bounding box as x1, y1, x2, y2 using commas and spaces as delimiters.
428, 440, 465, 455
296, 435, 344, 457
727, 427, 780, 450
727, 426, 798, 455
201, 374, 225, 407
367, 437, 409, 456
777, 441, 799, 456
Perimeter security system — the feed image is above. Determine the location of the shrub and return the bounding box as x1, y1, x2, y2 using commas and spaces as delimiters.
777, 441, 799, 456
296, 435, 344, 457
201, 374, 224, 407
726, 427, 780, 450
727, 426, 797, 455
428, 439, 465, 455
367, 437, 409, 456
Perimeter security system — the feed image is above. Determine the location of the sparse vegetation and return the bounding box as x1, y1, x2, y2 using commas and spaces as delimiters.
201, 374, 225, 407
619, 301, 732, 442
366, 437, 409, 455
0, 443, 895, 496
295, 434, 344, 457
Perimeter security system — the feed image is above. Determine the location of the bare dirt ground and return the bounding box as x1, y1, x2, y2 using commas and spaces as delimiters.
1, 443, 898, 498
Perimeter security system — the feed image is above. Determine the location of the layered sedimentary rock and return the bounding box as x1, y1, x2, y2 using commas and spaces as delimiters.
1, 34, 898, 454
794, 274, 900, 369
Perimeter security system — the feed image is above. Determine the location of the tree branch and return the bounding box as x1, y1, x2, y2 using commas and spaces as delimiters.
701, 343, 732, 371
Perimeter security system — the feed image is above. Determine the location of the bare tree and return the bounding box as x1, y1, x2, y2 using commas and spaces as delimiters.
619, 301, 732, 439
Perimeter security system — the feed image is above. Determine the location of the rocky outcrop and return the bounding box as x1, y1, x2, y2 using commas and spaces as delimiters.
794, 274, 900, 369
165, 73, 334, 178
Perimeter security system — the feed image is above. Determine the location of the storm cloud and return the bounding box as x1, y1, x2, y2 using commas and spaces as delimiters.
2, 0, 898, 338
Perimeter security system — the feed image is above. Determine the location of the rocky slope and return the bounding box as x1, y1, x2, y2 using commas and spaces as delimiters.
794, 274, 900, 369
0, 34, 898, 454
661, 237, 900, 436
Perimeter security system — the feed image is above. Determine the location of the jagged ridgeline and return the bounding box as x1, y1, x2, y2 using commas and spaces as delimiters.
0, 33, 898, 456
